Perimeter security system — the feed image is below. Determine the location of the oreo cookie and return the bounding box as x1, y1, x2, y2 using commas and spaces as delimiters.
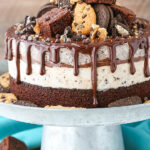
107, 6, 114, 34
37, 3, 57, 18
93, 4, 110, 29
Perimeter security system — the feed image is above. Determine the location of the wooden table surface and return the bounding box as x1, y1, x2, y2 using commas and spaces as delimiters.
0, 0, 150, 59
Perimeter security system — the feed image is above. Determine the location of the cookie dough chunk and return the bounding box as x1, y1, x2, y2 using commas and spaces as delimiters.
0, 93, 18, 104
93, 4, 110, 29
37, 8, 72, 37
0, 72, 10, 93
90, 24, 107, 40
84, 0, 115, 4
111, 4, 136, 25
72, 2, 96, 35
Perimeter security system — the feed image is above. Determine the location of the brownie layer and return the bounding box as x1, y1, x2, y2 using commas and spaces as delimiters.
10, 76, 149, 108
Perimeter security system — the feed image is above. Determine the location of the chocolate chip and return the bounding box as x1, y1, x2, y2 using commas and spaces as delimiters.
82, 21, 85, 24
105, 79, 108, 84
74, 23, 78, 27
82, 14, 87, 19
11, 99, 16, 103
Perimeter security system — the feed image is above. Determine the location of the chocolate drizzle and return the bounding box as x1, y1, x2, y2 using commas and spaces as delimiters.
5, 18, 150, 107
144, 38, 150, 77
26, 45, 32, 75
50, 46, 60, 63
16, 42, 21, 84
91, 47, 99, 107
8, 39, 13, 61
5, 38, 8, 60
40, 50, 47, 75
109, 44, 117, 73
72, 48, 79, 76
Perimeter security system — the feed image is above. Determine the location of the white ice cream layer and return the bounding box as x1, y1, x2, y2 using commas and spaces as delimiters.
9, 59, 150, 91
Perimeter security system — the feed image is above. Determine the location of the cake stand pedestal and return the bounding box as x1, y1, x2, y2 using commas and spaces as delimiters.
0, 102, 150, 150
0, 60, 150, 150
42, 125, 124, 150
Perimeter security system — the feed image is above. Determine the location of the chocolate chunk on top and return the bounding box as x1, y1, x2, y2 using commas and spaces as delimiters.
111, 4, 136, 25
83, 0, 116, 4
37, 8, 72, 37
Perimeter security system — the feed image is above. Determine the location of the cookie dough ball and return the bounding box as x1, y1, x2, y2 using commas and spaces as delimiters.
72, 2, 96, 35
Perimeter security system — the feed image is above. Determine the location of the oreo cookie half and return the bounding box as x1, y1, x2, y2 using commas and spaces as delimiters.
107, 6, 114, 34
93, 4, 110, 29
37, 3, 57, 18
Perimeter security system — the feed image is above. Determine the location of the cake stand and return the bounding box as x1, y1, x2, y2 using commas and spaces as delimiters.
1, 60, 150, 150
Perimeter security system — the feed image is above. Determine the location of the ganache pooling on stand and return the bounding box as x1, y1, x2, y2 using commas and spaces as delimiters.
4, 0, 150, 108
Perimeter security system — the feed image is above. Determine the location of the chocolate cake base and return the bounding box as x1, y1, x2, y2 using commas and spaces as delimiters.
10, 76, 149, 108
